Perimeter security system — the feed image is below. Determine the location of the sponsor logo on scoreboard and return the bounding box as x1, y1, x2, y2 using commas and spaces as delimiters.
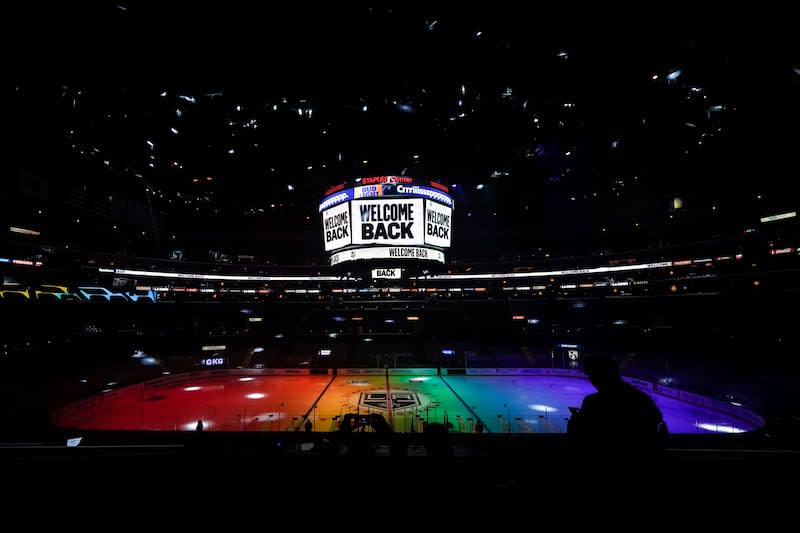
359, 176, 414, 185
355, 184, 389, 198
351, 184, 454, 207
395, 185, 453, 207
318, 189, 354, 212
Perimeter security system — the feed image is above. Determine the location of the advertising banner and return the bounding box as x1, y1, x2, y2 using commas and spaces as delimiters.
338, 368, 387, 375
387, 368, 438, 375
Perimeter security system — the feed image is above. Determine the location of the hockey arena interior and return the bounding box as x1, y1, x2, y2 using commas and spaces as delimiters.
4, 3, 800, 525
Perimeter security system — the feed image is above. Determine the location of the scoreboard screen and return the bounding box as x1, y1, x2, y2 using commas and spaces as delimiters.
320, 176, 453, 265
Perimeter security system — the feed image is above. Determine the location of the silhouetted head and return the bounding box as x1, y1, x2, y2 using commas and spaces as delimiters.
582, 355, 622, 390
423, 422, 452, 456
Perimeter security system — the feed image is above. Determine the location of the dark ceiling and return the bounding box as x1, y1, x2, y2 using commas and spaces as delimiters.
8, 2, 800, 262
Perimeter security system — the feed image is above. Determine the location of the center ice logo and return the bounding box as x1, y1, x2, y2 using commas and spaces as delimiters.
358, 391, 420, 412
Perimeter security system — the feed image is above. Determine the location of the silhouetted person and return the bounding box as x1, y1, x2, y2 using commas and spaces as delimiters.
390, 432, 407, 457
337, 414, 375, 456
475, 420, 484, 433
368, 413, 392, 433
423, 422, 452, 457
569, 355, 667, 519
189, 418, 206, 454
569, 355, 666, 458
304, 419, 313, 433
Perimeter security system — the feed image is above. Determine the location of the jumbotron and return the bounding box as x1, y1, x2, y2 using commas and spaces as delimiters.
319, 176, 454, 267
